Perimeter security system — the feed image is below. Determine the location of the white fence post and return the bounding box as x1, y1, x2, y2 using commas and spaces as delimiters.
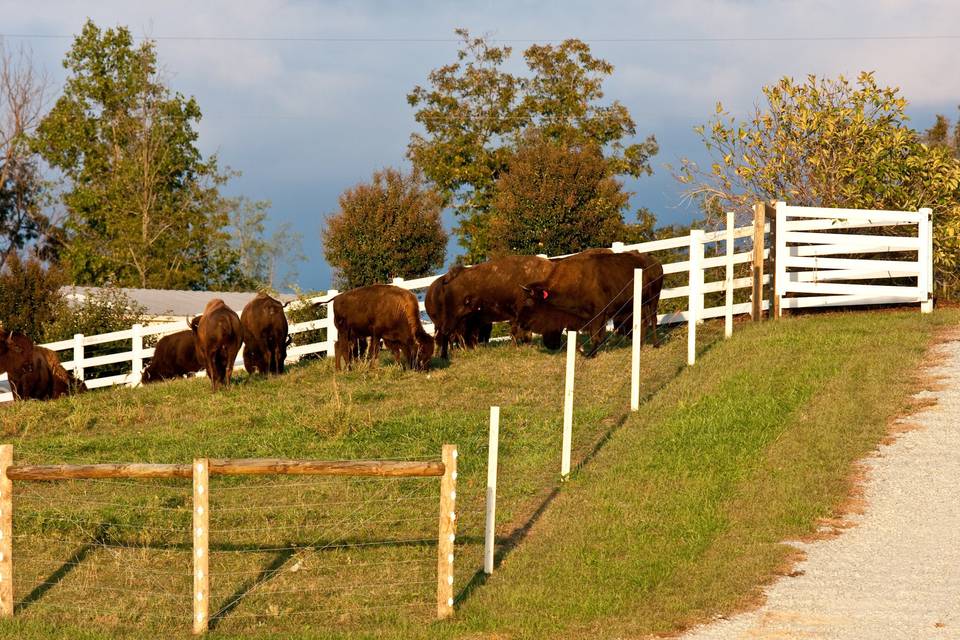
687, 231, 704, 366
484, 406, 500, 575
774, 201, 787, 317
919, 208, 934, 313
630, 268, 643, 412
73, 333, 85, 382
392, 277, 405, 286
326, 289, 339, 356
611, 241, 625, 253
130, 323, 144, 386
725, 212, 735, 338
561, 330, 576, 479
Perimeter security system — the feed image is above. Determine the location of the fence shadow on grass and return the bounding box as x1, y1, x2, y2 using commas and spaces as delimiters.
15, 524, 108, 613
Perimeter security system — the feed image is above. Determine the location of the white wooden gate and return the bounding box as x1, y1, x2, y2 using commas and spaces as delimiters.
774, 202, 934, 314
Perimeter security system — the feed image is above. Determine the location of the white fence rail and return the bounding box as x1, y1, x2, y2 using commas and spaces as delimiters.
1, 203, 934, 402
774, 202, 933, 315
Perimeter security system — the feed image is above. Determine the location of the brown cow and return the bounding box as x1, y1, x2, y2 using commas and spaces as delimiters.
518, 250, 664, 356
240, 293, 290, 375
425, 256, 559, 359
141, 330, 203, 383
333, 285, 434, 372
425, 271, 492, 358
0, 331, 81, 400
189, 299, 243, 391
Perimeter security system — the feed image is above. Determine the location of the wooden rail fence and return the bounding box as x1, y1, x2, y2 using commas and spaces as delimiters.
0, 443, 457, 633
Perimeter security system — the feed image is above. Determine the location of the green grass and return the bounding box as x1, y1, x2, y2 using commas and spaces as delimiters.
0, 309, 954, 639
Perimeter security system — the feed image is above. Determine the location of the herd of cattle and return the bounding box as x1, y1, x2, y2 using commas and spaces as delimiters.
0, 248, 664, 401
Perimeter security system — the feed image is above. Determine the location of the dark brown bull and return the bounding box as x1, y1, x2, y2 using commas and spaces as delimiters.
141, 330, 203, 383
333, 285, 434, 372
426, 256, 559, 359
518, 250, 664, 356
0, 331, 82, 399
425, 270, 492, 358
190, 299, 243, 391
240, 293, 290, 375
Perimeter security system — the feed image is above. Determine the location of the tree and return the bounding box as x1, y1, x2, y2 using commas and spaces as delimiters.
32, 20, 244, 290
678, 72, 960, 297
924, 108, 960, 158
322, 168, 446, 289
228, 196, 305, 290
408, 30, 657, 261
0, 252, 64, 340
0, 42, 55, 270
488, 131, 630, 256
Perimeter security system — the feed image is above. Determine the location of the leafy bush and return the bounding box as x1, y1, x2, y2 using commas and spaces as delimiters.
0, 253, 64, 340
43, 287, 146, 342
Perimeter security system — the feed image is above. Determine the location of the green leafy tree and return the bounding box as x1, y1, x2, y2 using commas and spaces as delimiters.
408, 29, 657, 261
32, 20, 245, 290
489, 131, 630, 256
0, 252, 64, 340
924, 109, 960, 158
322, 168, 446, 289
228, 196, 305, 290
679, 72, 960, 298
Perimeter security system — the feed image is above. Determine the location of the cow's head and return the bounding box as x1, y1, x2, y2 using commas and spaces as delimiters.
519, 283, 552, 307
141, 362, 158, 384
188, 315, 201, 334
415, 334, 435, 372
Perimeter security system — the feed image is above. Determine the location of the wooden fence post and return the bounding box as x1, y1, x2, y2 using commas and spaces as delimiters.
484, 408, 499, 575
437, 444, 457, 619
326, 290, 339, 357
724, 212, 735, 338
688, 230, 704, 366
630, 268, 643, 411
919, 208, 934, 313
0, 445, 12, 619
561, 330, 576, 479
131, 323, 144, 386
73, 333, 85, 382
773, 202, 785, 318
751, 203, 766, 321
193, 458, 209, 635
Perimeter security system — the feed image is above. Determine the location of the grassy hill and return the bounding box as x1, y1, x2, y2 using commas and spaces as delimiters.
0, 308, 954, 639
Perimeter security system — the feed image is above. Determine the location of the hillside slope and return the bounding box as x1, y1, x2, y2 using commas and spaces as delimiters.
0, 309, 954, 639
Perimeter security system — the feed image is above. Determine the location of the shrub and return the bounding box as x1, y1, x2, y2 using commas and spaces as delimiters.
0, 253, 64, 340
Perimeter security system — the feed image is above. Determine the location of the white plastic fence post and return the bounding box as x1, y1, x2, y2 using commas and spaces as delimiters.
687, 231, 704, 366
392, 277, 405, 286
725, 212, 735, 338
919, 208, 933, 313
611, 241, 625, 253
73, 333, 85, 382
561, 330, 576, 479
326, 289, 339, 356
130, 323, 144, 386
775, 202, 787, 317
630, 268, 643, 412
484, 406, 500, 575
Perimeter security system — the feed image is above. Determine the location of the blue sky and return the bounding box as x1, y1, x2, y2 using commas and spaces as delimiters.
2, 0, 958, 291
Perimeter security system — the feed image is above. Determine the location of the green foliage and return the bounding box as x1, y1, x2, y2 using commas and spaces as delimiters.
408, 29, 657, 261
42, 287, 146, 342
322, 167, 446, 289
679, 72, 960, 298
488, 131, 630, 256
0, 252, 64, 339
228, 196, 306, 290
32, 20, 246, 290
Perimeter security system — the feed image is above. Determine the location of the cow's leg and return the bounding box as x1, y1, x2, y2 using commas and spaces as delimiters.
369, 336, 381, 367
581, 319, 607, 357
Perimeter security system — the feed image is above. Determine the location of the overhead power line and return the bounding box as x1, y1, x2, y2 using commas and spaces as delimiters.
0, 33, 959, 44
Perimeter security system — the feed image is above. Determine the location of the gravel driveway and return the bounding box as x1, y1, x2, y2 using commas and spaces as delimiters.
683, 331, 960, 640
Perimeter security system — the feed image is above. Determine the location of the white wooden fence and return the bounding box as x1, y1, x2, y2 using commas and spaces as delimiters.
774, 203, 934, 314
0, 203, 934, 402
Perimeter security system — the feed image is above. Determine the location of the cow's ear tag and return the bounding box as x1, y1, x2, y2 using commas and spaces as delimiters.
542, 290, 549, 300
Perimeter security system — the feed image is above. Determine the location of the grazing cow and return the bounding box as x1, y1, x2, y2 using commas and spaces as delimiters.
141, 330, 203, 383
518, 250, 664, 356
426, 256, 559, 359
0, 330, 81, 400
333, 285, 434, 372
425, 272, 493, 358
240, 293, 290, 375
190, 299, 243, 391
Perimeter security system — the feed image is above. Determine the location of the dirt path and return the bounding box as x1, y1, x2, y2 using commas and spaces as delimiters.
683, 331, 960, 640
